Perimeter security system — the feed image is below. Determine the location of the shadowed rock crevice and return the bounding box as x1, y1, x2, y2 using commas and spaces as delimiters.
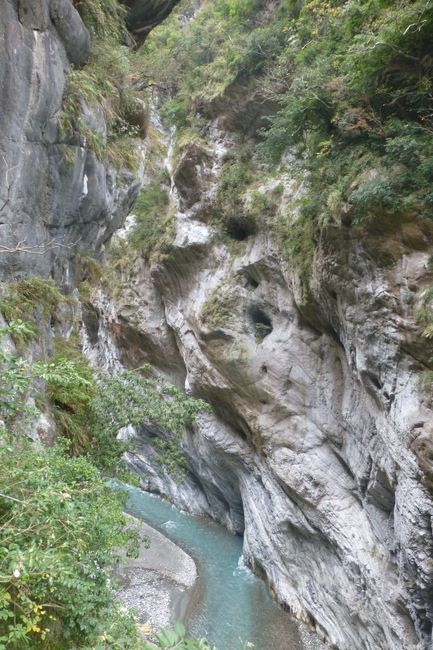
243, 271, 259, 290
248, 305, 273, 340
225, 215, 257, 241
122, 0, 181, 44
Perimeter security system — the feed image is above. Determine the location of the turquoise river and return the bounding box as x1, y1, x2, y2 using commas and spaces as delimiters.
125, 485, 324, 650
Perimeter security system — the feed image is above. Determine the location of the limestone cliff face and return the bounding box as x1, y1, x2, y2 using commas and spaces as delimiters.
0, 0, 141, 283
81, 114, 433, 650
0, 0, 179, 285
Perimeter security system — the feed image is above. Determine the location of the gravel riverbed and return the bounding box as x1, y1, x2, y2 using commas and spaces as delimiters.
114, 518, 198, 634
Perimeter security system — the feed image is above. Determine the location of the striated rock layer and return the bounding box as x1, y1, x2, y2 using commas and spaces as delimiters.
0, 0, 145, 284
82, 118, 433, 650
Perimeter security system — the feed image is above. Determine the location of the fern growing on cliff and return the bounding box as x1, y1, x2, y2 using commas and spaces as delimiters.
61, 0, 144, 170
128, 177, 175, 262
73, 0, 127, 41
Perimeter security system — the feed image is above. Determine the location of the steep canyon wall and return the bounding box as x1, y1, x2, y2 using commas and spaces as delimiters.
1, 2, 433, 649
84, 117, 433, 650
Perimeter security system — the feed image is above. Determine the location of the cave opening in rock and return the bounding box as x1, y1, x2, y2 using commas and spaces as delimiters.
249, 305, 273, 340
225, 216, 257, 241
243, 270, 259, 290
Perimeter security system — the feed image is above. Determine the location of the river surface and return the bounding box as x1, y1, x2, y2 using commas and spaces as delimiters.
125, 485, 324, 650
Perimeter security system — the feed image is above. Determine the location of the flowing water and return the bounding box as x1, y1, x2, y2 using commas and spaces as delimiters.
125, 486, 324, 650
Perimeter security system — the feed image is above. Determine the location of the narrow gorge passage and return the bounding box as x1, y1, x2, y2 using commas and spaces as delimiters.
124, 485, 325, 650
1, 0, 433, 649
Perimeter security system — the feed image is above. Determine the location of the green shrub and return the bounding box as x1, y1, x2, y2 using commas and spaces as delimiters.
128, 179, 175, 262
257, 0, 433, 227
246, 188, 281, 225
416, 285, 433, 343
78, 255, 104, 285
62, 0, 145, 167
73, 0, 127, 41
136, 0, 276, 129
349, 175, 402, 218
44, 338, 97, 455
44, 354, 209, 476
275, 204, 316, 288
211, 150, 263, 241
0, 279, 69, 338
0, 321, 41, 429
91, 368, 209, 476
159, 99, 189, 129
0, 439, 141, 649
144, 622, 216, 650
0, 320, 209, 476
254, 322, 272, 341
60, 41, 137, 161
200, 289, 238, 329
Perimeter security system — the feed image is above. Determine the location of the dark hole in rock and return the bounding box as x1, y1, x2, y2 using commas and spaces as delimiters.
82, 304, 100, 346
330, 290, 337, 300
249, 305, 273, 340
418, 611, 432, 638
260, 364, 268, 375
225, 216, 257, 241
367, 371, 383, 391
244, 272, 259, 290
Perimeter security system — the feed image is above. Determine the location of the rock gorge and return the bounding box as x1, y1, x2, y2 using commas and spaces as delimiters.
1, 1, 433, 649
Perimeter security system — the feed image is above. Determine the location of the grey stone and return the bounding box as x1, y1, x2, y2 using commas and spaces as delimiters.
122, 0, 182, 43
18, 0, 50, 30
0, 0, 134, 284
0, 0, 173, 285
81, 118, 433, 650
49, 0, 91, 67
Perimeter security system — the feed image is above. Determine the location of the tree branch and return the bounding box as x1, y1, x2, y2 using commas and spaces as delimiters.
0, 238, 82, 255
